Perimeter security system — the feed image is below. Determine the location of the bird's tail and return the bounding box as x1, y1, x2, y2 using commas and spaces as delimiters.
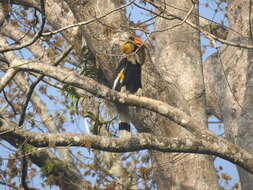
104, 101, 130, 124
116, 103, 130, 123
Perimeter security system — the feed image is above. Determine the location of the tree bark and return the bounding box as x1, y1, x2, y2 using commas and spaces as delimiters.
226, 0, 253, 189
203, 0, 253, 189
149, 0, 219, 189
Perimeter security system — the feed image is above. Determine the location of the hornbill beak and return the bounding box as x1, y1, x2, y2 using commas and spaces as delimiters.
120, 35, 145, 54
133, 36, 143, 46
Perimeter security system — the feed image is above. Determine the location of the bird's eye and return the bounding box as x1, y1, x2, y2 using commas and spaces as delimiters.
128, 36, 134, 41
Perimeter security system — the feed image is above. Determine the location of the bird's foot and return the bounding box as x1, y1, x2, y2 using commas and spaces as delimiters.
135, 88, 143, 96
120, 86, 129, 94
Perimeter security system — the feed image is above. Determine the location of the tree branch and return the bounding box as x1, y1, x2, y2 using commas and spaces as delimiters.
21, 151, 39, 190
0, 118, 90, 190
144, 0, 253, 49
0, 68, 18, 92
0, 0, 41, 11
42, 0, 135, 36
1, 118, 253, 174
2, 89, 17, 115
8, 59, 253, 173
0, 0, 46, 53
18, 45, 72, 126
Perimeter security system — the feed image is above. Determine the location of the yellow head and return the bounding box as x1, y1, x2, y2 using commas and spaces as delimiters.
120, 36, 144, 54
121, 42, 135, 54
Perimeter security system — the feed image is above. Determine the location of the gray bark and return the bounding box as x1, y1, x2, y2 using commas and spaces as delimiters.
203, 0, 253, 189
148, 1, 219, 189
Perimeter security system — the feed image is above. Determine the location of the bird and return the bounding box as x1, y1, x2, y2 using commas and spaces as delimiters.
112, 35, 146, 95
110, 35, 146, 130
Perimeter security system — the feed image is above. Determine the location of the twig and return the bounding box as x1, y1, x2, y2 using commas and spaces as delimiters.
2, 89, 17, 115
141, 0, 253, 49
21, 143, 40, 190
21, 151, 30, 190
0, 0, 46, 53
18, 45, 73, 126
42, 0, 135, 36
0, 91, 19, 113
133, 2, 175, 21
18, 75, 43, 126
0, 180, 18, 189
152, 3, 195, 33
208, 121, 223, 124
148, 0, 241, 36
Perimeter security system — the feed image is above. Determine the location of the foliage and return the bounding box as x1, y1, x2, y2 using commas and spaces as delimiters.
80, 46, 98, 79
41, 159, 66, 181
84, 111, 116, 135
62, 84, 80, 114
17, 144, 36, 155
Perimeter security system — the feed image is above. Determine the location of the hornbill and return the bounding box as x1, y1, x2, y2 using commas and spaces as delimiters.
112, 36, 146, 94
112, 35, 146, 134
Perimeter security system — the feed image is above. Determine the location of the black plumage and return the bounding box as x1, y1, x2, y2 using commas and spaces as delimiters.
113, 57, 142, 94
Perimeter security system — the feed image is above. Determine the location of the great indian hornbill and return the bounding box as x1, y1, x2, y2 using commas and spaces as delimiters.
112, 36, 146, 94
111, 35, 146, 133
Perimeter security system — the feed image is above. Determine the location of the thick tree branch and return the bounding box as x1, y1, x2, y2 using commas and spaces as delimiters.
10, 60, 202, 132
4, 61, 245, 138
1, 118, 253, 174
4, 60, 253, 174
0, 118, 90, 190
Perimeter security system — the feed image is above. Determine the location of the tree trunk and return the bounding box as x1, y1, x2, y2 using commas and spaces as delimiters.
227, 0, 253, 189
204, 0, 253, 189
146, 1, 219, 189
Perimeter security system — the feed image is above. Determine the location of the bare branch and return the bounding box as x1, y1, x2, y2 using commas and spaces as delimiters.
249, 0, 253, 43
152, 2, 195, 33
1, 118, 253, 174
0, 91, 19, 114
42, 0, 135, 36
0, 0, 46, 53
21, 151, 39, 190
0, 0, 41, 11
0, 180, 18, 190
144, 0, 253, 49
10, 60, 202, 133
2, 89, 17, 115
7, 59, 253, 177
1, 60, 216, 136
0, 118, 90, 190
0, 68, 17, 92
18, 45, 72, 126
